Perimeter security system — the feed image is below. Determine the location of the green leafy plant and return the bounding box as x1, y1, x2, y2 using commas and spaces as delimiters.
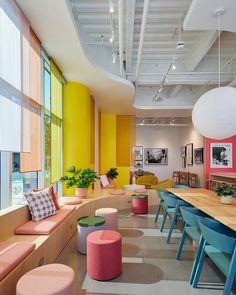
213, 183, 236, 196
60, 166, 98, 188
106, 167, 119, 180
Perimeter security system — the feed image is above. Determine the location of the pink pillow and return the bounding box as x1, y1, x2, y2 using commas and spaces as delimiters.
111, 189, 125, 195
134, 189, 148, 193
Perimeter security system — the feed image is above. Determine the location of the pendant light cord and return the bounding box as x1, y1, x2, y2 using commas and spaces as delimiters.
218, 11, 221, 87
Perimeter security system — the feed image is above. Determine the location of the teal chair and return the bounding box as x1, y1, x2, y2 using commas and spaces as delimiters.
172, 185, 190, 189
160, 194, 191, 243
176, 207, 208, 284
154, 190, 176, 223
192, 219, 236, 295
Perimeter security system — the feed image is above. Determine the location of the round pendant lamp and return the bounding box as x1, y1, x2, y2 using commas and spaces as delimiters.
192, 8, 236, 140
192, 86, 236, 139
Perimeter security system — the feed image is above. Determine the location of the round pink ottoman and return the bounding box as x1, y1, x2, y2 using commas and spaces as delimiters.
95, 208, 118, 230
16, 264, 75, 295
87, 230, 122, 280
132, 194, 148, 214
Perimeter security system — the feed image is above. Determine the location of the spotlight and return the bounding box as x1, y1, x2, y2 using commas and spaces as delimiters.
176, 41, 184, 49
112, 53, 116, 63
172, 64, 176, 70
109, 1, 114, 13
109, 32, 114, 43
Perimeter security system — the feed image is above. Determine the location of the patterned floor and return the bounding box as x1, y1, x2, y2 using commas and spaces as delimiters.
57, 206, 236, 295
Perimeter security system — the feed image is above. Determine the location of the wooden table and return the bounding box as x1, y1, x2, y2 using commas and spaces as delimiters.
167, 188, 236, 231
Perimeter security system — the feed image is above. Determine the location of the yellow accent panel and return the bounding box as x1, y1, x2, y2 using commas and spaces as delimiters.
99, 113, 116, 174
116, 167, 130, 188
116, 115, 136, 166
63, 82, 93, 195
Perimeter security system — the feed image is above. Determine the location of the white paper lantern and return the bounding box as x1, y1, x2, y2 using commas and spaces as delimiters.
192, 87, 236, 139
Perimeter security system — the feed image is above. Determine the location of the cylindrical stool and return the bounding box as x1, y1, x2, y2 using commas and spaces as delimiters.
132, 194, 148, 214
16, 264, 75, 295
95, 208, 118, 230
77, 216, 105, 254
87, 230, 122, 281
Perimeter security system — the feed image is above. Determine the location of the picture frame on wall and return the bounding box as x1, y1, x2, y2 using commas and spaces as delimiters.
182, 157, 186, 168
180, 146, 186, 157
210, 143, 232, 168
144, 148, 168, 165
194, 148, 204, 164
186, 143, 193, 165
133, 146, 143, 161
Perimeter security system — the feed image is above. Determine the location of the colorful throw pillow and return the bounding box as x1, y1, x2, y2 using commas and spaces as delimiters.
34, 185, 60, 210
24, 188, 57, 221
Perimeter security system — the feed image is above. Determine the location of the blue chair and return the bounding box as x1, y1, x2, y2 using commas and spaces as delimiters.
154, 190, 176, 223
192, 219, 236, 295
160, 194, 191, 243
176, 207, 208, 284
172, 185, 190, 189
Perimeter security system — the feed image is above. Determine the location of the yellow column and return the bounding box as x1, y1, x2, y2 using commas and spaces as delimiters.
63, 82, 93, 195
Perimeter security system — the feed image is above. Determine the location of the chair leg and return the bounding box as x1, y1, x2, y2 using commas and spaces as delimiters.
176, 226, 187, 260
189, 236, 204, 285
192, 240, 206, 288
160, 210, 168, 232
166, 210, 178, 243
223, 248, 236, 295
154, 204, 161, 223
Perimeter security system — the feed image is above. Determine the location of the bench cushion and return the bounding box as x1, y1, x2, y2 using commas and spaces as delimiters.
15, 206, 75, 235
0, 242, 35, 281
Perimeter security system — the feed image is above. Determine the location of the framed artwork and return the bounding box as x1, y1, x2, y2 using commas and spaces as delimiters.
180, 146, 186, 157
182, 156, 186, 168
133, 146, 143, 161
194, 148, 204, 164
210, 143, 232, 168
144, 148, 168, 165
186, 143, 193, 165
135, 160, 143, 168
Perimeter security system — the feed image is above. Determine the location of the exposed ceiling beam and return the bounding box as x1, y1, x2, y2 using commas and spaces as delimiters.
118, 0, 124, 76
184, 31, 219, 71
135, 0, 150, 83
125, 0, 136, 72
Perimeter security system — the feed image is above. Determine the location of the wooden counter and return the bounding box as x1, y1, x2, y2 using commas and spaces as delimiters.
167, 188, 236, 231
209, 172, 236, 190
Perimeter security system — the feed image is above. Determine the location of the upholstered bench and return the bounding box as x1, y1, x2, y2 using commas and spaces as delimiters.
15, 206, 75, 235
0, 242, 35, 281
132, 194, 148, 214
95, 208, 118, 230
16, 263, 75, 295
87, 230, 122, 280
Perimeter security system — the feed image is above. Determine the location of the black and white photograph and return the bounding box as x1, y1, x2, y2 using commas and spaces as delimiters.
180, 146, 186, 157
135, 160, 143, 168
186, 143, 193, 165
210, 143, 232, 168
144, 148, 168, 165
133, 146, 143, 161
194, 148, 204, 164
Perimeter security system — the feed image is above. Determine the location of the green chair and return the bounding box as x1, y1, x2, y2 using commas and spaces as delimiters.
192, 218, 236, 295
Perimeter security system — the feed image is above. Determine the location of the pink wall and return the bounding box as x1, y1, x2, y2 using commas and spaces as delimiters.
204, 136, 236, 188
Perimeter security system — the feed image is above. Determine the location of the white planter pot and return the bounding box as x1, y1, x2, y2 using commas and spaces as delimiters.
220, 195, 232, 205
75, 188, 88, 198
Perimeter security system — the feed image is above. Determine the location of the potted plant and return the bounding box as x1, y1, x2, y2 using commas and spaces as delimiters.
213, 183, 236, 204
106, 167, 119, 188
60, 166, 98, 198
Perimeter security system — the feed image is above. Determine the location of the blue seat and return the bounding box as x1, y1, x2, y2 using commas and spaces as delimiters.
176, 207, 208, 284
154, 190, 175, 223
160, 194, 191, 243
192, 218, 236, 295
172, 185, 190, 189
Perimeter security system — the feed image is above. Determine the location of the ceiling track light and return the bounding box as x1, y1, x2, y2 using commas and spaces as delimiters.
109, 0, 114, 13
176, 16, 184, 49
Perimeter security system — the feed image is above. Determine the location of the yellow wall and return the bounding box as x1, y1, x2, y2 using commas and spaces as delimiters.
63, 82, 93, 195
99, 113, 135, 188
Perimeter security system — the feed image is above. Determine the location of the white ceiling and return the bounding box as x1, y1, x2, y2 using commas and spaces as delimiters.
16, 0, 236, 119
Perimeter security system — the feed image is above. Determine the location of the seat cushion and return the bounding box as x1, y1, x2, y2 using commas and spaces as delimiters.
0, 241, 35, 281
15, 206, 75, 235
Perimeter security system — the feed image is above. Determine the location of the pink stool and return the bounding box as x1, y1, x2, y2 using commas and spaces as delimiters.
16, 264, 75, 295
132, 194, 148, 214
95, 208, 118, 230
87, 230, 122, 280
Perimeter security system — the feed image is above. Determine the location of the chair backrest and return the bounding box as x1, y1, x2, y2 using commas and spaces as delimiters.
198, 218, 236, 254
160, 193, 179, 207
180, 206, 206, 228
172, 185, 190, 189
136, 175, 158, 185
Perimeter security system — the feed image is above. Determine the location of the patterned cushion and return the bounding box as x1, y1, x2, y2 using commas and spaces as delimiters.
24, 189, 57, 221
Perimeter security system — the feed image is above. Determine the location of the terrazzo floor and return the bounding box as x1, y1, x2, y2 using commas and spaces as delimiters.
56, 206, 236, 295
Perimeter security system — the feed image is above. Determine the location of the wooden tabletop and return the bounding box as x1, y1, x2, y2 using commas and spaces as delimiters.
167, 188, 236, 231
